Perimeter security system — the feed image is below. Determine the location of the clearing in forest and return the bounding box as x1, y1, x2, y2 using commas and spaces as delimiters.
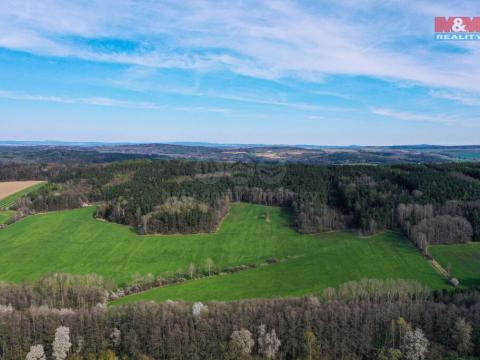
0, 203, 448, 302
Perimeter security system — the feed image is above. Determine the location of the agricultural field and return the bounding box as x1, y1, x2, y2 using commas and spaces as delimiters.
430, 243, 480, 288
0, 181, 46, 209
0, 203, 447, 301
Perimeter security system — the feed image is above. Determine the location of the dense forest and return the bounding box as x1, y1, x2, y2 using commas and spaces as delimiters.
1, 278, 480, 359
2, 160, 480, 244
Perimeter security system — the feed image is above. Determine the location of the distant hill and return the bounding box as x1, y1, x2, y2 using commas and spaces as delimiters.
0, 141, 479, 164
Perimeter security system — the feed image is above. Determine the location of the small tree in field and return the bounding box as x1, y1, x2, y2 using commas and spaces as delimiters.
206, 258, 214, 276
25, 345, 46, 360
188, 263, 196, 279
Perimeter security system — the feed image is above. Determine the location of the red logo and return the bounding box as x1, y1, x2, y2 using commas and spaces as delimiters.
435, 17, 480, 32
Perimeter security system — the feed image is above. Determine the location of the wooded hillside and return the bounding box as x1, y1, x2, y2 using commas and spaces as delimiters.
2, 160, 480, 244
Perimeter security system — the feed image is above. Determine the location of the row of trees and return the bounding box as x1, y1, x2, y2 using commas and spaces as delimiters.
0, 274, 110, 310
0, 279, 479, 359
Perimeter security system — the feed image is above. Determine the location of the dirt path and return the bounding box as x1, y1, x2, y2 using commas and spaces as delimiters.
429, 257, 449, 278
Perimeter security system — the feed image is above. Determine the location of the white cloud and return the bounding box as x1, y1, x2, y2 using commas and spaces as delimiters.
0, 1, 479, 93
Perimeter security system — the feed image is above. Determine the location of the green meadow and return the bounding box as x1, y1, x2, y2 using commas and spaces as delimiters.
0, 203, 447, 302
112, 229, 447, 304
0, 211, 13, 224
430, 243, 480, 288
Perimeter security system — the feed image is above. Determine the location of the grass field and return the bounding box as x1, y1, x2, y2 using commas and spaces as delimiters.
430, 243, 480, 288
0, 181, 46, 209
113, 230, 447, 304
0, 211, 14, 224
0, 202, 447, 302
0, 204, 303, 284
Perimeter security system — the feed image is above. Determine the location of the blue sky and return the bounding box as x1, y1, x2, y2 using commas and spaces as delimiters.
1, 0, 479, 145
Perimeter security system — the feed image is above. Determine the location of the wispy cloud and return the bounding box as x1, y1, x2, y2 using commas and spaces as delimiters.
429, 90, 480, 106
0, 89, 236, 114
198, 91, 353, 113
0, 1, 479, 92
371, 108, 456, 124
175, 106, 231, 113
0, 90, 164, 109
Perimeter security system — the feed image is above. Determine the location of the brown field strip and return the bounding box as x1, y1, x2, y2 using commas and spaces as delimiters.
0, 181, 45, 200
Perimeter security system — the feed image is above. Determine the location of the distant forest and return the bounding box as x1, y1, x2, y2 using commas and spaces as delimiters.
1, 160, 480, 247
1, 143, 480, 165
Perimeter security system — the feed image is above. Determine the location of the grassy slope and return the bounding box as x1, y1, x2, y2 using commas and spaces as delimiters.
0, 211, 14, 224
0, 204, 304, 284
430, 243, 480, 287
0, 182, 46, 209
0, 203, 446, 301
113, 231, 447, 304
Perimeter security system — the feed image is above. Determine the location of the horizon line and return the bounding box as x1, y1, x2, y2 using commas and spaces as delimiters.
0, 140, 479, 148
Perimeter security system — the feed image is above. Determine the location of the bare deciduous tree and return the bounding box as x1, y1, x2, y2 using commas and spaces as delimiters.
451, 318, 472, 356
206, 258, 214, 276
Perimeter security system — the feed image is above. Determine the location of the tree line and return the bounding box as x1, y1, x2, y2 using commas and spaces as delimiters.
0, 279, 479, 359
